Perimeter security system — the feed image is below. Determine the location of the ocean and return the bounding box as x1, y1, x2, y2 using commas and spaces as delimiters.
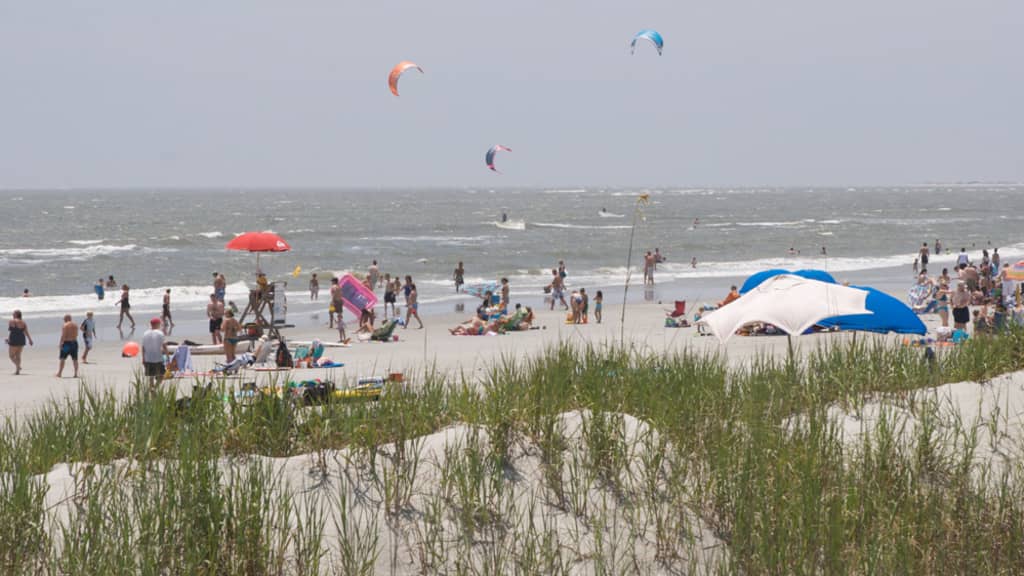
1, 186, 1021, 326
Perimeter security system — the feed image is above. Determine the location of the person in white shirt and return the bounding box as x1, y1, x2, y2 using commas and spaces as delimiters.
141, 317, 168, 388
956, 248, 970, 269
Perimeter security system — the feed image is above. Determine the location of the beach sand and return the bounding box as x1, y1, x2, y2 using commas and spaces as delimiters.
2, 297, 926, 415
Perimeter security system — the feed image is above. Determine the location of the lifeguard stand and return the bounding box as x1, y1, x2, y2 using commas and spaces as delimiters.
240, 281, 291, 340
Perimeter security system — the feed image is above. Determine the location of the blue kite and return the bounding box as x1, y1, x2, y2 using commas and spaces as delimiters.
631, 29, 664, 56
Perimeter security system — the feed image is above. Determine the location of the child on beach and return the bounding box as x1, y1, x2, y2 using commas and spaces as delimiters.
309, 273, 319, 301
80, 311, 96, 363
594, 291, 603, 323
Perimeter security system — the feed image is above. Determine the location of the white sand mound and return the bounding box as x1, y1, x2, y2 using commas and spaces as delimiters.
789, 370, 1024, 482
35, 410, 725, 574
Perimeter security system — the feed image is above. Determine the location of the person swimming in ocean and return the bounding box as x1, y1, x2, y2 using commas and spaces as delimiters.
501, 212, 508, 223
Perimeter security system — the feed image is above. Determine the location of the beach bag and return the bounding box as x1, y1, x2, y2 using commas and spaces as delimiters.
275, 339, 294, 368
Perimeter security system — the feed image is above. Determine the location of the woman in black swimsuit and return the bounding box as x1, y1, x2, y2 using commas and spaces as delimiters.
117, 284, 135, 330
7, 310, 33, 375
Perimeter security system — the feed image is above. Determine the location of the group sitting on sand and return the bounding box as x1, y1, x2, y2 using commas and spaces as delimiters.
450, 299, 536, 335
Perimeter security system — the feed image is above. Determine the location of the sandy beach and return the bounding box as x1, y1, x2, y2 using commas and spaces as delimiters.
4, 293, 929, 414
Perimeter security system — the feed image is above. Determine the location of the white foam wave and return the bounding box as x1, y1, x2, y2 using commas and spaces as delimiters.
197, 231, 223, 239
68, 239, 104, 245
735, 220, 806, 228
0, 281, 252, 318
533, 222, 631, 230
542, 188, 587, 194
0, 244, 139, 264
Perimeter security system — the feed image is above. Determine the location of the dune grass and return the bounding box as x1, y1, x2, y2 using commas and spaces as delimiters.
2, 325, 1024, 573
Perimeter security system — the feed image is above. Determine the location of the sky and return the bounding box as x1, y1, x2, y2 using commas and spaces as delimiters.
0, 1, 1021, 189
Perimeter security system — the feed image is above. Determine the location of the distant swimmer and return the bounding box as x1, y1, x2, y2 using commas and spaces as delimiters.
691, 256, 698, 269
22, 289, 30, 298
821, 246, 827, 256
501, 212, 508, 223
788, 247, 801, 256
94, 278, 105, 300
693, 218, 699, 228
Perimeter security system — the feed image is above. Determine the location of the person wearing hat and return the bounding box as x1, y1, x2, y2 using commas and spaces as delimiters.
141, 317, 168, 388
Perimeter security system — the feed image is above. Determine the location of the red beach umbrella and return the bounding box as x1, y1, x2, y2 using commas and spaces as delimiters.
226, 232, 291, 270
226, 232, 291, 253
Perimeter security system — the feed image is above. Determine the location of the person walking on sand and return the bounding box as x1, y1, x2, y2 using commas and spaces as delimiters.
222, 310, 241, 363
116, 284, 135, 330
161, 289, 175, 332
309, 273, 319, 301
141, 317, 167, 389
405, 283, 424, 329
56, 314, 79, 378
453, 262, 465, 293
80, 311, 96, 363
548, 269, 568, 311
7, 310, 32, 375
207, 294, 224, 345
594, 290, 603, 323
402, 275, 414, 307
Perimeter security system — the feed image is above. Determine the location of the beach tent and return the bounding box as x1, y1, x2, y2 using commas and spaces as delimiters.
817, 286, 926, 335
699, 275, 870, 344
740, 269, 837, 294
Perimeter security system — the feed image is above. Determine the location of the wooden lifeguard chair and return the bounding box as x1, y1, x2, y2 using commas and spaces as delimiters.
240, 281, 292, 340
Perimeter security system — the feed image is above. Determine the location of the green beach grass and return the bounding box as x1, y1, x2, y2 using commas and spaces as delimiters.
3, 325, 1024, 574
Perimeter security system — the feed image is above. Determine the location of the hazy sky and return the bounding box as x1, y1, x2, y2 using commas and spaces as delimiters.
0, 1, 1021, 188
